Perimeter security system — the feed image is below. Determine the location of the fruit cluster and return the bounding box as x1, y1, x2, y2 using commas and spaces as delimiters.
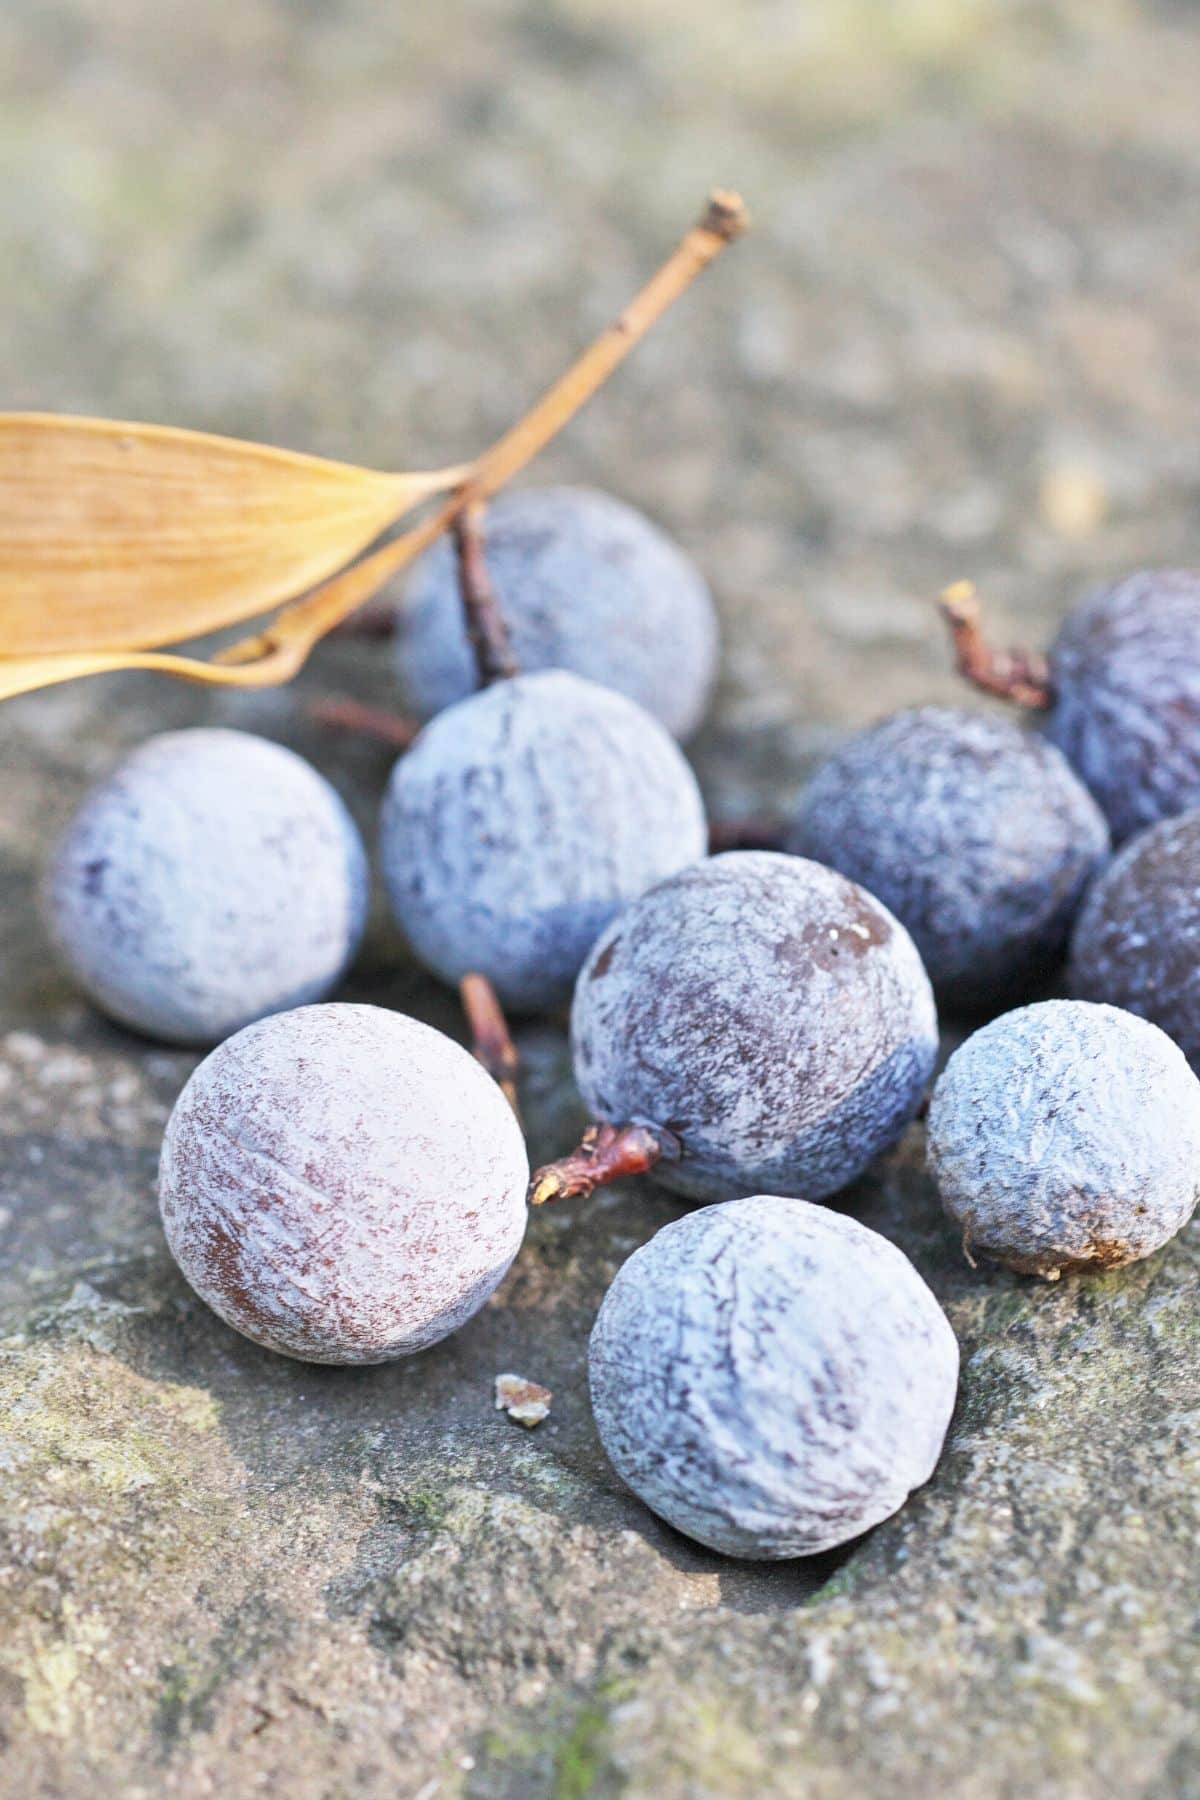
40, 490, 1200, 1563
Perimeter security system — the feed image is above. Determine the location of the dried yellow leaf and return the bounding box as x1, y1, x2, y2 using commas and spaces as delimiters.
0, 191, 749, 700
0, 412, 463, 655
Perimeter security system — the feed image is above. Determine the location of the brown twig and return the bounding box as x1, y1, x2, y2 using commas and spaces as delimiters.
327, 600, 398, 641
528, 1121, 681, 1206
454, 503, 519, 687
308, 695, 421, 749
460, 973, 521, 1123
213, 192, 750, 682
708, 817, 788, 854
938, 581, 1053, 710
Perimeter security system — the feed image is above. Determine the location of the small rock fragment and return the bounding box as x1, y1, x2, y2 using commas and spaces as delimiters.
494, 1372, 552, 1428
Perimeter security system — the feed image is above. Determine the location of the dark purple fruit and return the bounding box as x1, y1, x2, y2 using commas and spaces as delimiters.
1069, 808, 1200, 1070
790, 707, 1108, 1009
1045, 569, 1200, 844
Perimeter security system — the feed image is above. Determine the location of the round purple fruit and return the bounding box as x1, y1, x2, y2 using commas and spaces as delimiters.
1069, 808, 1200, 1070
44, 729, 367, 1046
1046, 569, 1200, 843
790, 706, 1108, 1008
379, 670, 707, 1013
395, 486, 719, 740
160, 1004, 529, 1363
589, 1196, 959, 1558
567, 851, 937, 1203
928, 1000, 1200, 1278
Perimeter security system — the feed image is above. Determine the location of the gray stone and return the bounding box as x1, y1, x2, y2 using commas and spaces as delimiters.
3, 2, 1200, 1793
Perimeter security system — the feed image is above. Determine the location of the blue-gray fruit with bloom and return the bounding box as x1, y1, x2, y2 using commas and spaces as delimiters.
1046, 568, 1200, 843
395, 486, 719, 740
589, 1196, 959, 1558
571, 851, 938, 1201
790, 707, 1109, 1008
928, 999, 1200, 1277
44, 729, 368, 1045
1068, 808, 1200, 1071
379, 670, 707, 1012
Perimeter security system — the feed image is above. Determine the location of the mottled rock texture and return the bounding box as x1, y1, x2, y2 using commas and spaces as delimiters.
1069, 808, 1200, 1069
790, 707, 1109, 1008
160, 1004, 529, 1362
1047, 570, 1200, 844
379, 670, 706, 1012
43, 729, 368, 1045
589, 1197, 958, 1557
928, 1000, 1200, 1277
572, 852, 937, 1201
4, 0, 1200, 1793
396, 486, 719, 740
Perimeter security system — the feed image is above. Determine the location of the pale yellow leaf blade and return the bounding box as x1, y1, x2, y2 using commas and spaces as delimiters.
0, 414, 464, 656
0, 641, 337, 700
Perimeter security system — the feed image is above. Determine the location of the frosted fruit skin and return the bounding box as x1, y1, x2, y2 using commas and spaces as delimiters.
1068, 809, 1200, 1071
589, 1196, 959, 1559
379, 670, 708, 1013
43, 729, 368, 1046
927, 999, 1200, 1277
1047, 568, 1200, 843
790, 707, 1109, 1007
571, 851, 938, 1202
159, 1004, 530, 1364
395, 486, 719, 740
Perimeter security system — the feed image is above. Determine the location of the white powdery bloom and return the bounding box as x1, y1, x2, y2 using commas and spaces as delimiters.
928, 999, 1200, 1277
44, 728, 368, 1045
589, 1196, 959, 1559
160, 1003, 529, 1363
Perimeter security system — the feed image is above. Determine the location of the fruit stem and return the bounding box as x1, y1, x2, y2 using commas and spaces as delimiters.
327, 601, 397, 641
466, 190, 750, 503
454, 502, 520, 687
939, 581, 1053, 710
308, 695, 421, 748
528, 1120, 681, 1205
216, 192, 749, 674
460, 973, 522, 1123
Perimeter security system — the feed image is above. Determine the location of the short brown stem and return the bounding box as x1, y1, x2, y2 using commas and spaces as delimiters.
939, 581, 1053, 710
709, 817, 788, 855
327, 601, 397, 641
460, 973, 521, 1123
454, 502, 519, 688
308, 695, 421, 749
214, 192, 748, 681
528, 1121, 681, 1206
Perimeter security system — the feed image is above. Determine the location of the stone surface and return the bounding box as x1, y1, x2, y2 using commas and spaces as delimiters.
3, 2, 1200, 1794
